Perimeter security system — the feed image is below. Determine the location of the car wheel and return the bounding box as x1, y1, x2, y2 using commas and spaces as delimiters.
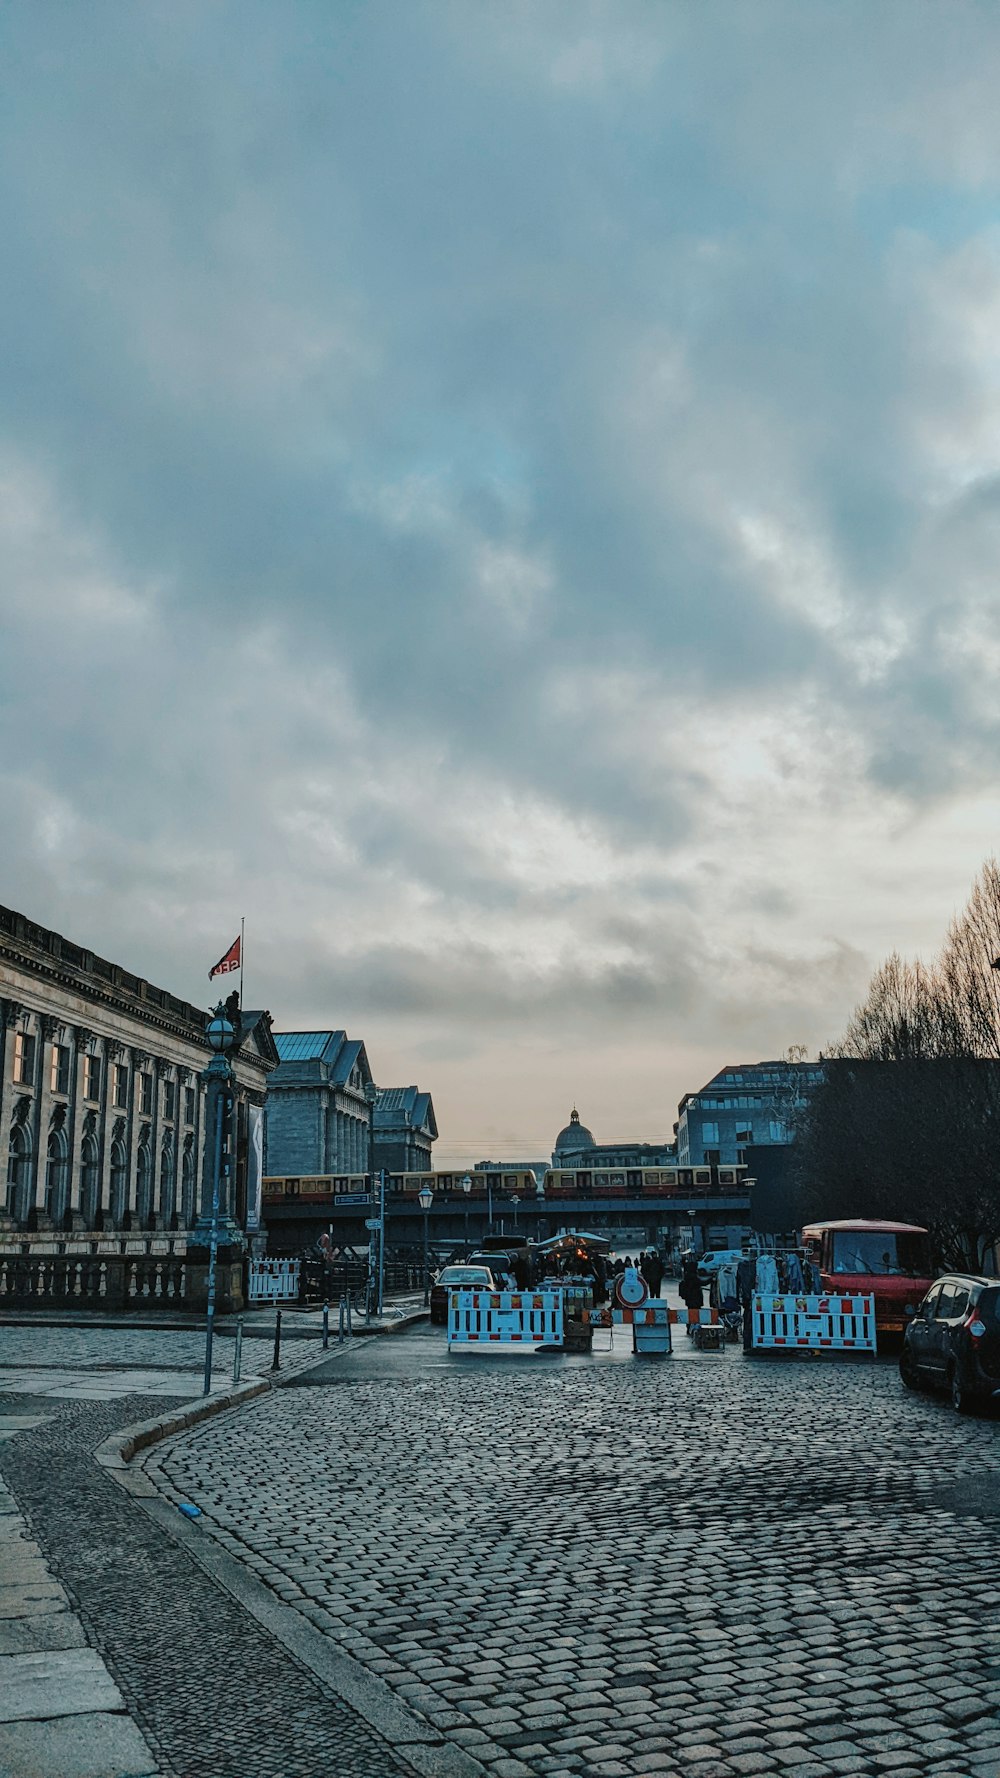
899, 1346, 923, 1391
949, 1364, 974, 1414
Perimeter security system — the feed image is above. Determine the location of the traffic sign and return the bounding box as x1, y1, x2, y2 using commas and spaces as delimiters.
365, 1217, 382, 1231
335, 1192, 372, 1206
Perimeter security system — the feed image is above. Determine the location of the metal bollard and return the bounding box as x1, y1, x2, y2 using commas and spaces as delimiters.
322, 1300, 329, 1350
338, 1295, 346, 1343
271, 1307, 282, 1371
346, 1291, 352, 1337
233, 1314, 244, 1386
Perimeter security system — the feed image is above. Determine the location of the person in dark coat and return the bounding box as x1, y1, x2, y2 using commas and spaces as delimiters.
640, 1248, 664, 1299
678, 1254, 704, 1335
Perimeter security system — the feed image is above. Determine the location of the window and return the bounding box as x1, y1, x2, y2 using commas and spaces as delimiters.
163, 1079, 176, 1120
701, 1122, 720, 1146
936, 1283, 969, 1321
81, 1132, 100, 1225
140, 1073, 153, 1116
13, 1031, 35, 1085
83, 1052, 101, 1101
769, 1120, 786, 1142
50, 1044, 70, 1095
113, 1063, 129, 1109
184, 1086, 195, 1124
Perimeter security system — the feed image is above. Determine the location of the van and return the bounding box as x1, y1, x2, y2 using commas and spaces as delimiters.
696, 1248, 745, 1286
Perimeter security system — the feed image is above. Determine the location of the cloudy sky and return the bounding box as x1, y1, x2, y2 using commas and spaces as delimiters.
3, 2, 1000, 1163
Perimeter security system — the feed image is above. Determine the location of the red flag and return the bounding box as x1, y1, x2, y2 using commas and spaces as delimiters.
209, 935, 241, 979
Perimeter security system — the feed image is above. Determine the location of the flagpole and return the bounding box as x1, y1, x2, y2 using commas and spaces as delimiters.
240, 916, 245, 1009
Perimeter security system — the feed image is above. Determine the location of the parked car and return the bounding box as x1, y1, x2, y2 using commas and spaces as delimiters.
900, 1273, 1000, 1412
430, 1263, 507, 1325
696, 1248, 746, 1287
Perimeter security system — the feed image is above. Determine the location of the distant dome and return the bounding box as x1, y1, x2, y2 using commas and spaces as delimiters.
554, 1107, 596, 1155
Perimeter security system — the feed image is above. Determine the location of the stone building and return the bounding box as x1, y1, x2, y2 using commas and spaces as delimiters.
0, 903, 277, 1254
552, 1107, 677, 1170
373, 1086, 437, 1174
266, 1030, 376, 1177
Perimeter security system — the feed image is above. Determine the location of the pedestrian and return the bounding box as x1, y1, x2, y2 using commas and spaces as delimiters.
736, 1251, 757, 1353
678, 1253, 703, 1336
640, 1247, 664, 1299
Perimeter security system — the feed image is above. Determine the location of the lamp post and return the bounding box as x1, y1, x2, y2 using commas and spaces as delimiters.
418, 1183, 434, 1306
461, 1173, 472, 1254
364, 1080, 382, 1319
687, 1204, 702, 1258
510, 1192, 520, 1237
201, 1004, 238, 1396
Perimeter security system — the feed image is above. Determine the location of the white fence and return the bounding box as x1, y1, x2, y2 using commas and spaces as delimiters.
448, 1289, 564, 1350
247, 1258, 301, 1302
752, 1293, 876, 1352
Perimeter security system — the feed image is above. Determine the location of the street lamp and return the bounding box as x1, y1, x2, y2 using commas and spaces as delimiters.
364, 1080, 383, 1318
418, 1183, 434, 1306
461, 1173, 472, 1254
687, 1204, 703, 1258
510, 1191, 520, 1236
202, 1004, 238, 1396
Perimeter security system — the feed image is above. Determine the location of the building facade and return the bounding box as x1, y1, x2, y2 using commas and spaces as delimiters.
675, 1059, 824, 1165
265, 1030, 376, 1177
0, 904, 277, 1254
373, 1086, 437, 1174
552, 1107, 677, 1170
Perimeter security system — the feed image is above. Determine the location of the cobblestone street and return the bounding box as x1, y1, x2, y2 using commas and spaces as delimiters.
149, 1325, 1000, 1778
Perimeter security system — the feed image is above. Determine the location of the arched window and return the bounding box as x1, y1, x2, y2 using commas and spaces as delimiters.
181, 1135, 197, 1227
136, 1137, 153, 1227
45, 1124, 70, 1226
6, 1123, 32, 1221
110, 1137, 128, 1225
159, 1139, 175, 1227
81, 1131, 100, 1228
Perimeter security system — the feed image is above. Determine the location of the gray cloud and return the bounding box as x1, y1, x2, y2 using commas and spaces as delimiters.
2, 1, 999, 1147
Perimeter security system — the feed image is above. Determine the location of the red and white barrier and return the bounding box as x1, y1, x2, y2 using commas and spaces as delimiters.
448, 1290, 564, 1350
584, 1306, 719, 1327
752, 1294, 876, 1352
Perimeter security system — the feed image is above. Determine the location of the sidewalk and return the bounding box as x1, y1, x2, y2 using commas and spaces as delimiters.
0, 1292, 428, 1338
0, 1429, 160, 1778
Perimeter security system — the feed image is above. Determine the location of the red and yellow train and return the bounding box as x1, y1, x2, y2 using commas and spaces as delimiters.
262, 1164, 748, 1206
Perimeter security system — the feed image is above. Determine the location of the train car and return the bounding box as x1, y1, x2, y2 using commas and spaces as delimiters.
540, 1165, 746, 1199
262, 1169, 538, 1207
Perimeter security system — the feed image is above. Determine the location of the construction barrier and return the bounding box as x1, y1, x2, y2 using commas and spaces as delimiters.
448, 1290, 564, 1350
752, 1294, 876, 1352
584, 1306, 719, 1328
247, 1258, 301, 1302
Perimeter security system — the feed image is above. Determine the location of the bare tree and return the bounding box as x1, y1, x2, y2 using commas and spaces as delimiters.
795, 858, 1000, 1270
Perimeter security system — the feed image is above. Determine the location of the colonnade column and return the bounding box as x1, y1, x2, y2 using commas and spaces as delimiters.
0, 1001, 22, 1223
32, 1015, 58, 1220
68, 1027, 92, 1225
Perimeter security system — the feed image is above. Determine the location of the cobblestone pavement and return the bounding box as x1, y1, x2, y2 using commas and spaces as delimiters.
0, 1322, 301, 1398
150, 1327, 1000, 1778
0, 1391, 413, 1777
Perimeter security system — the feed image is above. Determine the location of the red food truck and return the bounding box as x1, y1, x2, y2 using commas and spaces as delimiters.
800, 1219, 935, 1339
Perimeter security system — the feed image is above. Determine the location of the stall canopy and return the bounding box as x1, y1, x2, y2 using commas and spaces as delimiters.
534, 1232, 611, 1255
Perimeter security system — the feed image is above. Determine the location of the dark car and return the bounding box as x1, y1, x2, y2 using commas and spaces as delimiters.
429, 1263, 507, 1326
900, 1273, 1000, 1412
